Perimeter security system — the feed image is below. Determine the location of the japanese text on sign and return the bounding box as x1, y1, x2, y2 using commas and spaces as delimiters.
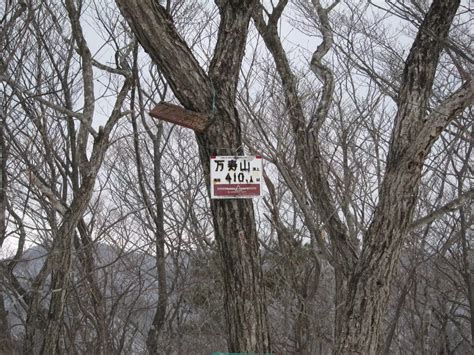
210, 156, 263, 199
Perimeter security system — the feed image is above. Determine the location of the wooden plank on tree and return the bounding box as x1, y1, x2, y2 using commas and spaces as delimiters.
149, 102, 209, 133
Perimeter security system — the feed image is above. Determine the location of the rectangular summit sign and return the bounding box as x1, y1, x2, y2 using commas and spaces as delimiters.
210, 156, 263, 199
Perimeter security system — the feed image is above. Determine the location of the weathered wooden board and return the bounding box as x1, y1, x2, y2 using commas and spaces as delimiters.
149, 102, 209, 132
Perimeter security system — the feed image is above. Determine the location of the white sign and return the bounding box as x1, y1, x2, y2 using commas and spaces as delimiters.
210, 156, 263, 199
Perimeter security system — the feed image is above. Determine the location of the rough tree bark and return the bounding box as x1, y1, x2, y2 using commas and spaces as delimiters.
115, 0, 271, 352
253, 0, 471, 353
336, 0, 471, 353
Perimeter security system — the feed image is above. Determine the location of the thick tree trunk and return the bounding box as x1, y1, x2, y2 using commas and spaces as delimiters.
335, 1, 465, 353
210, 173, 269, 351
115, 1, 271, 352
254, 0, 471, 353
379, 269, 414, 354
334, 268, 347, 344
198, 105, 271, 351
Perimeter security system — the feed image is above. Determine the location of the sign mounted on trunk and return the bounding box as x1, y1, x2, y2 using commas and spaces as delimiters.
210, 156, 263, 199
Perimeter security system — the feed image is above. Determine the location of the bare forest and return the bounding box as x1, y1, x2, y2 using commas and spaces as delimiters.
0, 0, 473, 354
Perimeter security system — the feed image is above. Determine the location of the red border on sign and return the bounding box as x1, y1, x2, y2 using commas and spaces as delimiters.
213, 184, 260, 197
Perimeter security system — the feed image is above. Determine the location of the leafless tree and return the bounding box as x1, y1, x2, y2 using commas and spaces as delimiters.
1, 0, 472, 354
115, 0, 272, 352
246, 0, 472, 353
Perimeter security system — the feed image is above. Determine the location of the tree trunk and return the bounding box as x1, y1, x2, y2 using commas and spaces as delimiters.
142, 121, 169, 354
335, 1, 465, 353
379, 269, 414, 354
0, 108, 14, 355
0, 293, 14, 355
73, 224, 112, 355
334, 268, 347, 344
115, 1, 271, 352
459, 197, 474, 349
253, 0, 470, 353
197, 104, 271, 351
40, 73, 130, 354
146, 227, 168, 354
0, 109, 6, 248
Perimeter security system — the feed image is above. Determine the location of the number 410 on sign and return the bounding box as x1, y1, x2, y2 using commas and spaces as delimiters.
210, 156, 263, 199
